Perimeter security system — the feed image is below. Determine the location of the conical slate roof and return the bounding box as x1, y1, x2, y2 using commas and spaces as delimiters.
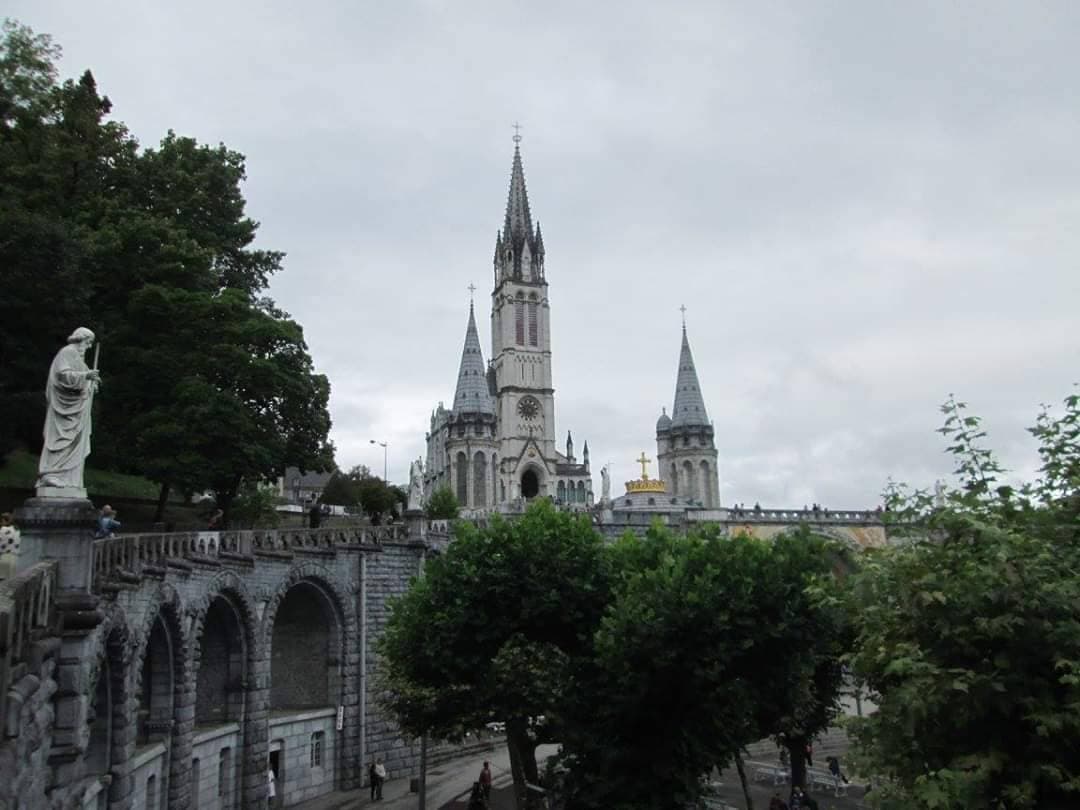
670, 326, 710, 427
453, 302, 495, 415
503, 145, 534, 247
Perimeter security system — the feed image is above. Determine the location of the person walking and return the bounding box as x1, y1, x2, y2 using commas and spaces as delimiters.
479, 760, 493, 801
374, 758, 387, 799
369, 761, 379, 801
826, 755, 849, 786
95, 505, 121, 538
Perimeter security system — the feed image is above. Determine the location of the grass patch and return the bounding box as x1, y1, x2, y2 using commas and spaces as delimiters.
0, 449, 163, 499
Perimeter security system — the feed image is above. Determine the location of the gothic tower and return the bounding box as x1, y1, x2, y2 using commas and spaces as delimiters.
656, 322, 720, 507
490, 141, 557, 501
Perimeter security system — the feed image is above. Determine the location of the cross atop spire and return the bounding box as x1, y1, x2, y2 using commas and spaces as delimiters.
512, 121, 523, 144
468, 282, 476, 302
680, 304, 687, 328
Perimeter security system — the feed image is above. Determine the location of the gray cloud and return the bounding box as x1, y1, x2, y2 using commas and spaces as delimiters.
14, 0, 1078, 501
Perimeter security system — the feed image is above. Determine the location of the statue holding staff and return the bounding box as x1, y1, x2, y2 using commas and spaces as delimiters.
36, 327, 101, 497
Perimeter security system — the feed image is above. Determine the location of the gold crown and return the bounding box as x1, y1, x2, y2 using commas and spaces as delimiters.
625, 477, 666, 494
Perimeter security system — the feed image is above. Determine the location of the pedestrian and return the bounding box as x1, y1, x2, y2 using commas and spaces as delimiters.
369, 761, 378, 801
778, 745, 789, 768
267, 765, 276, 807
826, 755, 849, 786
0, 512, 20, 580
769, 791, 788, 810
790, 785, 803, 810
804, 741, 813, 767
95, 505, 121, 538
479, 760, 493, 801
374, 758, 387, 799
309, 500, 322, 529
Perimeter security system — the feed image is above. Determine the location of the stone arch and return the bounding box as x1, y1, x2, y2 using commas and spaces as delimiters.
682, 460, 697, 502
699, 460, 712, 508
455, 451, 468, 506
84, 610, 135, 810
262, 564, 358, 793
670, 463, 679, 496
188, 572, 261, 809
473, 451, 487, 508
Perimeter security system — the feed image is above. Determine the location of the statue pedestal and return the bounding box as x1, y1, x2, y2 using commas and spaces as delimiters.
404, 508, 426, 541
15, 497, 98, 597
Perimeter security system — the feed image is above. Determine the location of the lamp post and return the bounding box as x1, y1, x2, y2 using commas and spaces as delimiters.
369, 440, 388, 484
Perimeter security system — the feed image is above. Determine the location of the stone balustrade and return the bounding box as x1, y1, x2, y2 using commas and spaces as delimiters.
723, 507, 884, 524
0, 561, 57, 728
92, 524, 407, 591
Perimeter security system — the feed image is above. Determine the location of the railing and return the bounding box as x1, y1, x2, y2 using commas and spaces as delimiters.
92, 525, 407, 590
0, 561, 58, 728
718, 507, 884, 524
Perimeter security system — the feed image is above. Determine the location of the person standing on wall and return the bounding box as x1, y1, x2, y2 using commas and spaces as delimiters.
479, 761, 493, 801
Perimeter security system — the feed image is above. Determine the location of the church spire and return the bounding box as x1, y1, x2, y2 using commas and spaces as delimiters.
453, 300, 495, 415
496, 137, 543, 283
670, 321, 710, 427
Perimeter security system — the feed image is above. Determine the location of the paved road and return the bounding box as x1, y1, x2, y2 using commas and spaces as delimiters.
293, 742, 559, 810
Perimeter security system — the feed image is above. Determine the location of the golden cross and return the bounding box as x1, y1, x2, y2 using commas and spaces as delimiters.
468, 282, 476, 301
636, 451, 652, 479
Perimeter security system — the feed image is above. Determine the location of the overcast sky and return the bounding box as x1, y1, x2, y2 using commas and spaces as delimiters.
15, 1, 1079, 507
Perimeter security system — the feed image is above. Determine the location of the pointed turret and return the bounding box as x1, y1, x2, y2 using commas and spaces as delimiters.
670, 325, 710, 427
496, 143, 542, 282
582, 440, 590, 470
535, 221, 545, 257
566, 430, 574, 462
453, 301, 495, 415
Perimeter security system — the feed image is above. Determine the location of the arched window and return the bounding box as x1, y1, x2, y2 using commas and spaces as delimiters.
700, 460, 712, 507
456, 452, 468, 505
557, 480, 566, 503
670, 464, 679, 496
515, 299, 525, 345
492, 454, 499, 502
682, 460, 697, 502
527, 301, 539, 346
576, 481, 585, 503
473, 452, 487, 507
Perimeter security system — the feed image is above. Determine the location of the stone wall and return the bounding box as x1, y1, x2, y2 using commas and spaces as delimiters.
363, 541, 425, 782
0, 525, 427, 810
268, 709, 336, 806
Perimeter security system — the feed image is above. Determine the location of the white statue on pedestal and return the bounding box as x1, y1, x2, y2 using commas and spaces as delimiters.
36, 328, 100, 498
408, 457, 424, 511
601, 465, 611, 504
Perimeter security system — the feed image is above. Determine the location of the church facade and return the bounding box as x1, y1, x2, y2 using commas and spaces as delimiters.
424, 142, 592, 512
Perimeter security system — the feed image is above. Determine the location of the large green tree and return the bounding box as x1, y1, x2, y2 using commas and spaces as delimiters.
378, 500, 611, 808
0, 20, 334, 508
558, 524, 851, 810
849, 393, 1080, 809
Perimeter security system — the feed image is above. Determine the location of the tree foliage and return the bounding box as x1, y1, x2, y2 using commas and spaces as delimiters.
0, 20, 333, 508
850, 391, 1080, 810
558, 524, 851, 810
425, 485, 460, 519
378, 500, 610, 807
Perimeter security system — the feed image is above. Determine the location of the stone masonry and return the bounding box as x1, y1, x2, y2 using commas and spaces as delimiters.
0, 515, 436, 810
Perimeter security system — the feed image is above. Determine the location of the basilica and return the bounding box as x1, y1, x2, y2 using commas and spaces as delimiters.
421, 139, 726, 514
423, 140, 594, 511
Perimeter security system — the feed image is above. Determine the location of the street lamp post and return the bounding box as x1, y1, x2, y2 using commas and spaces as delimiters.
369, 440, 388, 484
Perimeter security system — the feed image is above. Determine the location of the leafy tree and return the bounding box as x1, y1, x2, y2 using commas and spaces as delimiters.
849, 392, 1080, 809
558, 524, 851, 809
122, 286, 333, 517
229, 481, 282, 529
378, 500, 610, 808
320, 471, 358, 509
425, 485, 459, 519
0, 21, 333, 513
